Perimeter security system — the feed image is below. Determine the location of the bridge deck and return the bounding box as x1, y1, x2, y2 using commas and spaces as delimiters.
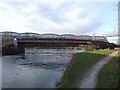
16, 38, 116, 49
17, 39, 93, 44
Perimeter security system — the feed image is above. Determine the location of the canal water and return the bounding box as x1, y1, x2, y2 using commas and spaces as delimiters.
2, 49, 84, 88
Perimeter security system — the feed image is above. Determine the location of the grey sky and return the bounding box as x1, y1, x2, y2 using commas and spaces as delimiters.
0, 0, 118, 35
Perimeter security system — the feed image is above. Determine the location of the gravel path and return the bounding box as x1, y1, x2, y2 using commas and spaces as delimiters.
79, 50, 118, 88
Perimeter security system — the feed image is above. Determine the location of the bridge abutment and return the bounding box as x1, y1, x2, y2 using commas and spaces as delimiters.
17, 43, 25, 55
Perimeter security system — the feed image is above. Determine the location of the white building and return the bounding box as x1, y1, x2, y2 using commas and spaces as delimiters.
93, 36, 108, 42
106, 35, 120, 45
41, 34, 60, 39
76, 35, 93, 40
60, 34, 76, 39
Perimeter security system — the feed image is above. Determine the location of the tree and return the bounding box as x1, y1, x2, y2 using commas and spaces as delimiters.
2, 33, 14, 47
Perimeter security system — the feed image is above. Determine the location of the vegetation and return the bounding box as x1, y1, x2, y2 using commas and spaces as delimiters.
57, 49, 115, 88
96, 50, 119, 88
2, 33, 18, 55
2, 33, 14, 47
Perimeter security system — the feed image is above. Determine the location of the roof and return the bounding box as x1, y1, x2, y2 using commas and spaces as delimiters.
61, 34, 76, 36
41, 33, 60, 36
1, 31, 19, 34
20, 32, 40, 35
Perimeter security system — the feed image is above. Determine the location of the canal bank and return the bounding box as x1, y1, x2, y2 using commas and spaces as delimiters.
96, 50, 119, 88
57, 49, 116, 88
79, 50, 118, 88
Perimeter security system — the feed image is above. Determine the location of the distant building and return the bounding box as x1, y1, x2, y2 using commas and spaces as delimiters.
77, 35, 93, 40
93, 36, 108, 42
106, 35, 119, 45
41, 34, 60, 39
1, 31, 20, 39
19, 32, 40, 39
60, 34, 76, 39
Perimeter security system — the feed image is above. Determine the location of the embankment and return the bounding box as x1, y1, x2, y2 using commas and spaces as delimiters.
2, 46, 18, 56
2, 45, 25, 56
96, 49, 119, 88
57, 49, 115, 88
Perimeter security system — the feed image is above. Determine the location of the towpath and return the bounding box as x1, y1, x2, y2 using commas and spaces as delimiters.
79, 50, 118, 88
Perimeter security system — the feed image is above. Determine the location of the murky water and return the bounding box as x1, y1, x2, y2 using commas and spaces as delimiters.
2, 49, 84, 88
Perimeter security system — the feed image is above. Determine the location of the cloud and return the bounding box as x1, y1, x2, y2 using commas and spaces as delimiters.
0, 2, 29, 32
0, 0, 117, 2
94, 28, 118, 36
58, 4, 103, 34
0, 1, 105, 35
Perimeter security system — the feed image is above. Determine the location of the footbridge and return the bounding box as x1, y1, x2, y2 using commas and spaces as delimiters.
16, 38, 116, 54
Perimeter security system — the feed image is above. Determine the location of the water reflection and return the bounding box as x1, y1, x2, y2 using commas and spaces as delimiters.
2, 49, 84, 88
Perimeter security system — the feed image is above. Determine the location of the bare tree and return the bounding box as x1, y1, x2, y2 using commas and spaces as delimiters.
2, 33, 14, 47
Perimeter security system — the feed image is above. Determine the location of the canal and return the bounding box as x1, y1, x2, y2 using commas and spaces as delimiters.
2, 49, 84, 88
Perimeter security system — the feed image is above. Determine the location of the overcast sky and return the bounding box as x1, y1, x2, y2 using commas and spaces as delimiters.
0, 0, 118, 36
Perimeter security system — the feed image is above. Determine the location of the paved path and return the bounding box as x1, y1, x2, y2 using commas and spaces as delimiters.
79, 51, 118, 88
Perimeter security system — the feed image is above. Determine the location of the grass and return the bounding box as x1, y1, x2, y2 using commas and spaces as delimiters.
96, 50, 119, 88
57, 49, 115, 88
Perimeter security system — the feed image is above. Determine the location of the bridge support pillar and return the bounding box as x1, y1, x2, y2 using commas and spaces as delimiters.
17, 44, 25, 55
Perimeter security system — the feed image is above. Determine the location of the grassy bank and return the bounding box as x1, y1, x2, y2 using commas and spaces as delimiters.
57, 49, 115, 88
96, 50, 119, 88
